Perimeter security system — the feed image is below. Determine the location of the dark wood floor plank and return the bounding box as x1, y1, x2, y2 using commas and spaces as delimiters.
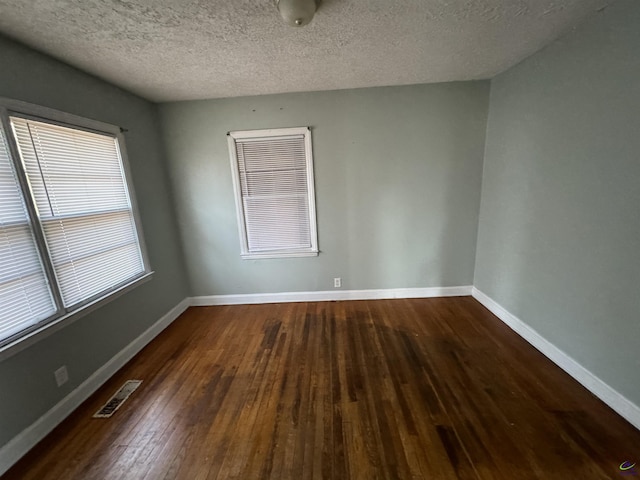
3, 297, 640, 480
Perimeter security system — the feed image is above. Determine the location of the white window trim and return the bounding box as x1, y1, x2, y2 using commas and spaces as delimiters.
227, 127, 319, 260
0, 98, 153, 360
0, 272, 153, 362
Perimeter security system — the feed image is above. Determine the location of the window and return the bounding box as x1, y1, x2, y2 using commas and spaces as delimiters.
227, 127, 318, 259
0, 99, 150, 350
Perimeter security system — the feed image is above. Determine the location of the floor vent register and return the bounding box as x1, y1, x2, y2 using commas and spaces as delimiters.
93, 380, 142, 418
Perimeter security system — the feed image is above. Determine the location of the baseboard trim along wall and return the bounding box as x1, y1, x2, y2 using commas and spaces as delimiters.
5, 285, 639, 475
190, 285, 473, 306
471, 287, 640, 431
0, 298, 191, 477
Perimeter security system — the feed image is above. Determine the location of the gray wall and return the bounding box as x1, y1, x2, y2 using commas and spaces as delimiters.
0, 36, 189, 448
475, 0, 640, 406
159, 82, 489, 296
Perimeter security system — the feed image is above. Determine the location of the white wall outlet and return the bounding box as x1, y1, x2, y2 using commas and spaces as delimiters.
54, 365, 68, 387
334, 277, 341, 288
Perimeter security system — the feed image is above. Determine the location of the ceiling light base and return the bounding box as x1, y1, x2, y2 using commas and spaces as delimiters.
277, 0, 317, 27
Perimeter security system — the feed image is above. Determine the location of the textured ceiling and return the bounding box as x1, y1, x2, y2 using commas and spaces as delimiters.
0, 0, 609, 102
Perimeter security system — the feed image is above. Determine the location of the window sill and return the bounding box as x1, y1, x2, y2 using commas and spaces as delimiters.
241, 250, 319, 260
0, 271, 154, 362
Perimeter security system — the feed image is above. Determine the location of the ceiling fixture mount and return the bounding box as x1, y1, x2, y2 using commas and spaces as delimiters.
277, 0, 317, 27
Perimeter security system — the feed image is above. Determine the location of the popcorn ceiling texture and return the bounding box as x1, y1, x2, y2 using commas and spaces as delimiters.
0, 0, 608, 102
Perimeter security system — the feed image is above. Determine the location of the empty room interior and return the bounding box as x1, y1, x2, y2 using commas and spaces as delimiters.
1, 0, 639, 478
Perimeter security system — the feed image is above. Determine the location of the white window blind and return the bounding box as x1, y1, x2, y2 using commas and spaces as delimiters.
228, 128, 318, 259
10, 117, 145, 308
0, 124, 56, 342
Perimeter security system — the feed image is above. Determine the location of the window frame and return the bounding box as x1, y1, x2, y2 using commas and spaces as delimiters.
227, 127, 319, 260
0, 98, 152, 360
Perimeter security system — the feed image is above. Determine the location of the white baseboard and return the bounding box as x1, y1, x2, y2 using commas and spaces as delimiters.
190, 285, 473, 306
12, 286, 637, 475
472, 287, 640, 431
0, 297, 190, 476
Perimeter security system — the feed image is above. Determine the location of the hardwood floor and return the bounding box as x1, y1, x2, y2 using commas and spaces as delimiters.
4, 297, 639, 479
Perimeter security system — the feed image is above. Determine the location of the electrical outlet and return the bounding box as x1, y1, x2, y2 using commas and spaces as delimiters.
54, 365, 68, 387
334, 277, 341, 288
